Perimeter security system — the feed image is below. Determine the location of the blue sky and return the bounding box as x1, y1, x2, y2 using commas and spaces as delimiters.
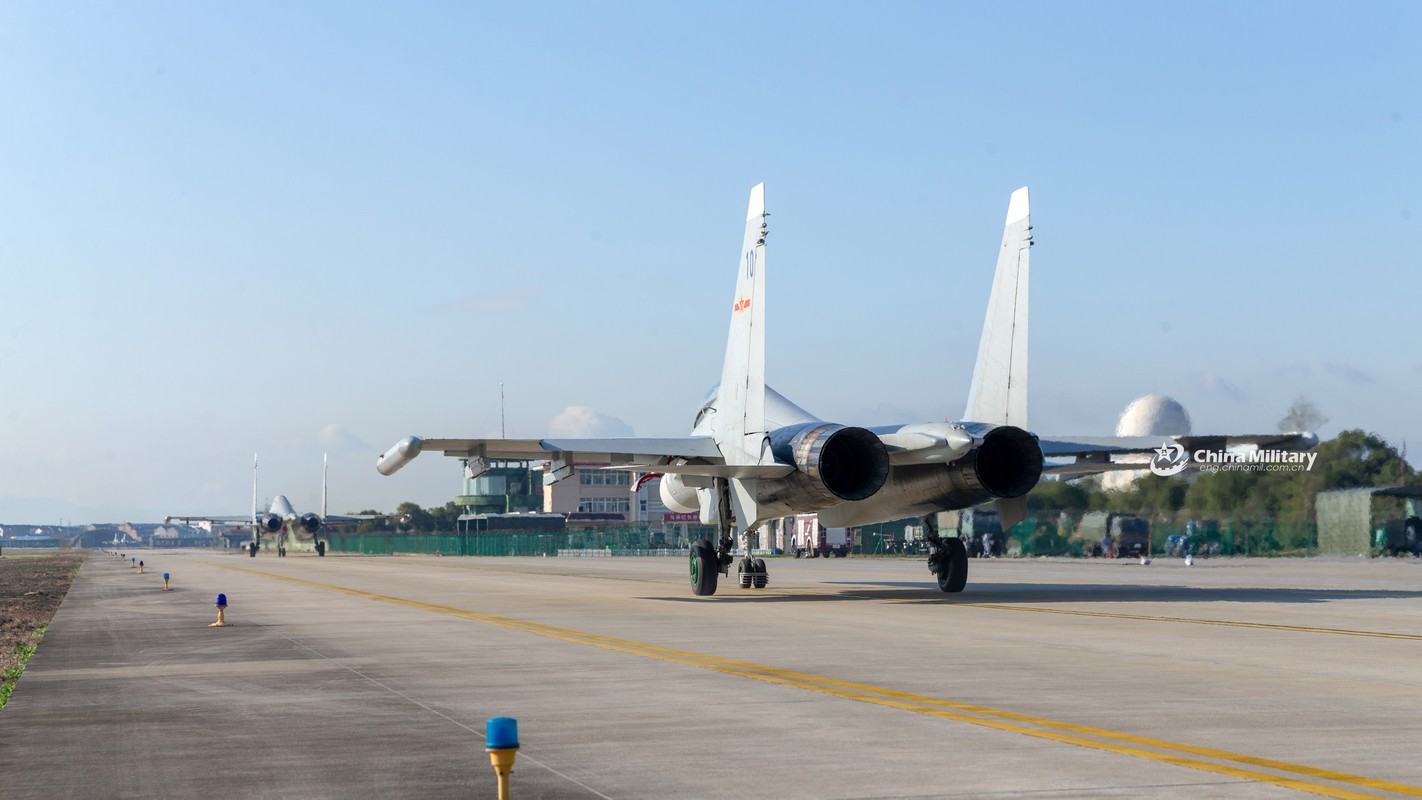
1, 2, 1418, 522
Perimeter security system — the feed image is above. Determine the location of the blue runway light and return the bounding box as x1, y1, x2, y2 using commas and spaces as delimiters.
216, 593, 227, 607
163, 573, 170, 580
486, 717, 519, 749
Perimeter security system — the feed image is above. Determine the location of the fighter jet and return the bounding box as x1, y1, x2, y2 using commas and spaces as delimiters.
376, 185, 1316, 595
169, 454, 379, 556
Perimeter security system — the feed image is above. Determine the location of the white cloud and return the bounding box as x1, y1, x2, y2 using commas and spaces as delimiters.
546, 406, 635, 438
318, 424, 369, 451
1324, 362, 1376, 386
1198, 371, 1246, 403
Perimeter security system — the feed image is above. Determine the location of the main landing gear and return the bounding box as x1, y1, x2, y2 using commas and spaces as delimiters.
924, 516, 967, 593
689, 479, 768, 596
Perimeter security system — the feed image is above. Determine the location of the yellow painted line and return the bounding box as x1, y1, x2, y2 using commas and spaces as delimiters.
212, 563, 1422, 799
962, 604, 1422, 641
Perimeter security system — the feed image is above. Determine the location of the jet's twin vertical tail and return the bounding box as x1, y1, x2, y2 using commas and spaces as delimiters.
713, 183, 770, 534
716, 183, 769, 466
251, 453, 259, 526
964, 187, 1033, 530
964, 187, 1032, 429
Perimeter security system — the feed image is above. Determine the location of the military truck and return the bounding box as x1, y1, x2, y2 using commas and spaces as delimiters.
1077, 512, 1151, 559
936, 508, 1004, 557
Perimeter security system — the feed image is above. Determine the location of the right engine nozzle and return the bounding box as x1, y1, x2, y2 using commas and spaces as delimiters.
260, 513, 283, 533
967, 425, 1044, 498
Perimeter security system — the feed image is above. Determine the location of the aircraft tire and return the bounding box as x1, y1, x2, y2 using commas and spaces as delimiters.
752, 558, 768, 589
691, 539, 718, 596
936, 537, 968, 593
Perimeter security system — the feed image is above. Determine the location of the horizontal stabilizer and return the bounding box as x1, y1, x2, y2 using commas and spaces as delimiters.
995, 496, 1028, 531
417, 436, 723, 461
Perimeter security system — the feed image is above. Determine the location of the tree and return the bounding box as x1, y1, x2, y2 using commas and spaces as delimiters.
428, 501, 462, 532
395, 501, 433, 532
1026, 479, 1091, 513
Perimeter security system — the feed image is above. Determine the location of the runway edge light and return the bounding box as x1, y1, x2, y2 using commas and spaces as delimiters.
210, 593, 229, 627
485, 717, 519, 800
163, 572, 171, 591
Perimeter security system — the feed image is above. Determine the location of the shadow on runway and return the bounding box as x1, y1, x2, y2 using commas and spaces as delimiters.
641, 583, 1422, 605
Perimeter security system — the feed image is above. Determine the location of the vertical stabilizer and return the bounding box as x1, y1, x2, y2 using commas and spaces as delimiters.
715, 183, 769, 466
964, 187, 1032, 427
321, 453, 328, 519
251, 453, 259, 525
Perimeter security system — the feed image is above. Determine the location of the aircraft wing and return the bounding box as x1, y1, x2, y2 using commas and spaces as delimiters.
377, 435, 723, 476
322, 514, 384, 524
1039, 432, 1319, 457
1038, 431, 1319, 476
164, 514, 253, 526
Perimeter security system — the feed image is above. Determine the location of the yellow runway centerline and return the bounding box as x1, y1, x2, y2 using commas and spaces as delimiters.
961, 603, 1422, 640
213, 563, 1422, 800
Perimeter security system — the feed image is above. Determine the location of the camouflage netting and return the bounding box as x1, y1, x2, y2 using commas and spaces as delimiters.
1316, 489, 1372, 555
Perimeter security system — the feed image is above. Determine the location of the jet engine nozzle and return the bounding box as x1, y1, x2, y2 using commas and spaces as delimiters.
260, 513, 283, 533
957, 425, 1043, 499
769, 423, 890, 506
300, 513, 322, 534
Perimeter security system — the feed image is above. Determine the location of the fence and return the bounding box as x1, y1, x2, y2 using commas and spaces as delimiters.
330, 517, 1323, 559
852, 515, 1319, 558
328, 527, 694, 557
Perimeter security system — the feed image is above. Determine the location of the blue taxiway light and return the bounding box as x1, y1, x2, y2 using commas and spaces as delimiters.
486, 717, 519, 750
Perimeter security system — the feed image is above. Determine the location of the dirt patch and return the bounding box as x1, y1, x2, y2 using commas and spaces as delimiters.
0, 551, 86, 710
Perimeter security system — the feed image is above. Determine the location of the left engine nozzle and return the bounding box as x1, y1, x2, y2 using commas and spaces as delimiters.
768, 422, 890, 507
300, 513, 322, 534
260, 513, 283, 533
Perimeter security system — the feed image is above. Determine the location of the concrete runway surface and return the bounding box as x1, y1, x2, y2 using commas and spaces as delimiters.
2, 550, 1421, 799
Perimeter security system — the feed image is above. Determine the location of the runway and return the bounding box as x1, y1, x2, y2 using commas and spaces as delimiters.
3, 551, 1421, 799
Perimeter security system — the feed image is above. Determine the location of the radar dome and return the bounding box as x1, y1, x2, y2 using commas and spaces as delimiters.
1115, 394, 1191, 437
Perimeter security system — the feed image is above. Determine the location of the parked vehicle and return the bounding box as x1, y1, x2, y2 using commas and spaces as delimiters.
936, 508, 1003, 557
1078, 512, 1150, 558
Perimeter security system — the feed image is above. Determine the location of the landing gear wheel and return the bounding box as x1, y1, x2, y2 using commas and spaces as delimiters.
737, 559, 753, 589
691, 539, 719, 596
752, 558, 768, 589
935, 537, 968, 593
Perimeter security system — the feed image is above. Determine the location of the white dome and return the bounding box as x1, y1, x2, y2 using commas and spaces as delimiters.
1115, 394, 1192, 437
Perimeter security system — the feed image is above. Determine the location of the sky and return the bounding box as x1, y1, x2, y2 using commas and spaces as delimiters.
1, 2, 1419, 523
